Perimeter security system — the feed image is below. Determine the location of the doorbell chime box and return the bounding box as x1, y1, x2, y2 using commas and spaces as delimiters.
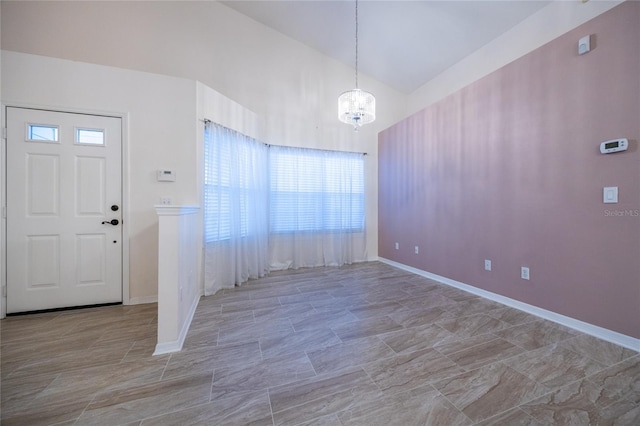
578, 35, 591, 55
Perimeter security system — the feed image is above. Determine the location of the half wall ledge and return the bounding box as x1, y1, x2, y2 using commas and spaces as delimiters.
154, 205, 200, 355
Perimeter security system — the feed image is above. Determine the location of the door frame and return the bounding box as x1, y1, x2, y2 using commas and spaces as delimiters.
1, 103, 131, 318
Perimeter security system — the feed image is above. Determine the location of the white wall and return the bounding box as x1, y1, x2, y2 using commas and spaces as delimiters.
1, 0, 407, 264
1, 1, 406, 141
1, 51, 198, 301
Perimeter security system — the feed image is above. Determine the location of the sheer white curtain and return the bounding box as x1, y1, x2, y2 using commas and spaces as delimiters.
269, 146, 367, 270
203, 122, 269, 295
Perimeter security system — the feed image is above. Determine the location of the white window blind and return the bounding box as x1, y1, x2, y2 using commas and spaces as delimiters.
203, 124, 267, 243
269, 146, 365, 233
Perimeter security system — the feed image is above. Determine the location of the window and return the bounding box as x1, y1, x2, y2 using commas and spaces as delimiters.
204, 124, 267, 243
203, 122, 366, 289
76, 128, 105, 145
27, 124, 59, 142
204, 132, 230, 241
269, 146, 365, 233
204, 124, 365, 242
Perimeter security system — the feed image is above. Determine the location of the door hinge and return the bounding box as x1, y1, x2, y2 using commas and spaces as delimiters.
2, 128, 6, 140
2, 286, 6, 298
1, 206, 5, 219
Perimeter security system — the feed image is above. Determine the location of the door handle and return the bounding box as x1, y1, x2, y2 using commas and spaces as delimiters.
102, 219, 119, 226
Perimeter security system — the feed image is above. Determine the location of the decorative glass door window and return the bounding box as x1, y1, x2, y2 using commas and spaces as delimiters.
75, 128, 105, 145
27, 124, 59, 142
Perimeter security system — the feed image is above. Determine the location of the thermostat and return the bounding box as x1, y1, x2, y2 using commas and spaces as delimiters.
156, 170, 176, 182
600, 138, 628, 154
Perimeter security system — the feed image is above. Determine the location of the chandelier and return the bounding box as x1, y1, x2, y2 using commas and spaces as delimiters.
338, 0, 375, 131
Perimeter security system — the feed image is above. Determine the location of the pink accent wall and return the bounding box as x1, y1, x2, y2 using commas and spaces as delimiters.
379, 2, 640, 339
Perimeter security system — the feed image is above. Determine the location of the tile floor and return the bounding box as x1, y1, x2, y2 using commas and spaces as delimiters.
1, 262, 638, 425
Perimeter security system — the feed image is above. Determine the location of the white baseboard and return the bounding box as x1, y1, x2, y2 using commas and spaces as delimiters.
128, 296, 158, 305
152, 340, 182, 355
153, 294, 200, 356
377, 257, 640, 352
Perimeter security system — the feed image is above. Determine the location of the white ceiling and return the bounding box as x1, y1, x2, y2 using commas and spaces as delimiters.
222, 0, 551, 93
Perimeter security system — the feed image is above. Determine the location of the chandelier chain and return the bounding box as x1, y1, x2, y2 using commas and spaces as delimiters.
355, 0, 359, 89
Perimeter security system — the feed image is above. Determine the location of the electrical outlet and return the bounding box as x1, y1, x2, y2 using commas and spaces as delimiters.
414, 246, 419, 254
484, 260, 492, 271
521, 267, 530, 280
160, 197, 172, 205
395, 242, 399, 250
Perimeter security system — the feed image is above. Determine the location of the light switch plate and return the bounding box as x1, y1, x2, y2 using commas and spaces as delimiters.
603, 187, 618, 204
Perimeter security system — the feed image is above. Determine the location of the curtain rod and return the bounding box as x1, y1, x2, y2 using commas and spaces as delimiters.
203, 119, 367, 155
267, 143, 367, 156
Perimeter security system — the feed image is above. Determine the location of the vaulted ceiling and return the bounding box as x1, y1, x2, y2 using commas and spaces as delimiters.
222, 1, 551, 93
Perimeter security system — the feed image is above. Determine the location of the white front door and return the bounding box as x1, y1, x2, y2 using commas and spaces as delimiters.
6, 107, 123, 313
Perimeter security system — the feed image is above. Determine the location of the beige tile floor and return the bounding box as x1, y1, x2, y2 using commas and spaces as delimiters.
1, 262, 638, 425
